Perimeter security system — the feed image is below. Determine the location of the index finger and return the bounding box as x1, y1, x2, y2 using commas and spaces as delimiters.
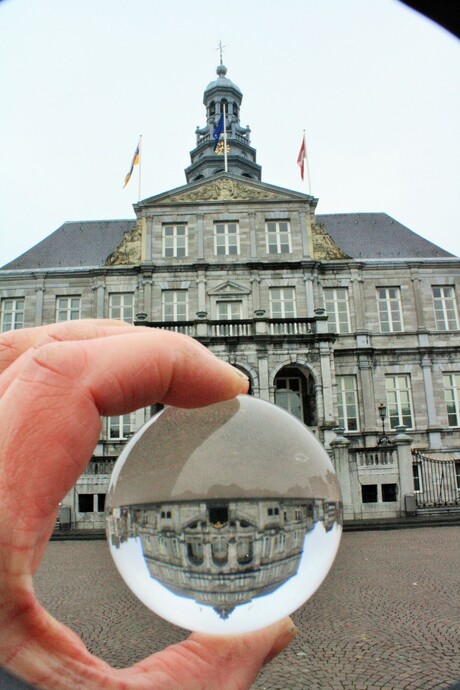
0, 319, 141, 375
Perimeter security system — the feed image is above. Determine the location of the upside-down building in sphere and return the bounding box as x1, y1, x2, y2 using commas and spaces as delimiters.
1, 64, 459, 527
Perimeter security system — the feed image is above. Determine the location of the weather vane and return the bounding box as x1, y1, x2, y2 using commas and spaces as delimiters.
216, 40, 227, 65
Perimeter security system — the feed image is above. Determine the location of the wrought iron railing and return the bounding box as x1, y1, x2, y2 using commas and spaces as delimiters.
411, 450, 460, 508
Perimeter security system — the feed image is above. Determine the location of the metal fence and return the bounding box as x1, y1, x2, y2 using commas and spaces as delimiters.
411, 450, 460, 508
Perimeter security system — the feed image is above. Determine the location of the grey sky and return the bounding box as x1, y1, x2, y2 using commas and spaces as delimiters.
0, 0, 459, 266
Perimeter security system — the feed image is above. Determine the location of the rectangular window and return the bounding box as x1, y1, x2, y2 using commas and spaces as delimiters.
56, 296, 81, 322
269, 287, 296, 318
265, 221, 291, 254
443, 372, 460, 427
337, 375, 359, 431
433, 286, 459, 331
1, 298, 25, 332
217, 301, 242, 320
361, 485, 378, 503
323, 288, 351, 334
97, 494, 106, 512
162, 290, 188, 321
385, 374, 414, 429
381, 483, 398, 502
377, 287, 404, 333
162, 224, 188, 258
78, 494, 94, 513
109, 414, 132, 440
214, 222, 240, 256
456, 461, 460, 491
109, 293, 134, 324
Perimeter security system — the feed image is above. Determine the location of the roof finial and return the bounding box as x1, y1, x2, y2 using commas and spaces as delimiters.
216, 40, 226, 66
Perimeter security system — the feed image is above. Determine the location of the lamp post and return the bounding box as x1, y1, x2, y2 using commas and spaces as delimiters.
377, 403, 390, 445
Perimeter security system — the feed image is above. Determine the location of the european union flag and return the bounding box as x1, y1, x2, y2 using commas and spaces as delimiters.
212, 113, 224, 151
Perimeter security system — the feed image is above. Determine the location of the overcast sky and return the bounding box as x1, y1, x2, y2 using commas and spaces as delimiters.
0, 0, 459, 267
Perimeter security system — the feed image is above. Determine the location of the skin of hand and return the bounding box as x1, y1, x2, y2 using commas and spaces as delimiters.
0, 320, 297, 690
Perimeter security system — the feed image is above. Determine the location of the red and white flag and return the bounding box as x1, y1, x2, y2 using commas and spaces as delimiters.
297, 135, 306, 181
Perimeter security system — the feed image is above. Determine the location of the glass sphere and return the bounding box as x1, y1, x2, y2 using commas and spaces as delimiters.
106, 395, 342, 635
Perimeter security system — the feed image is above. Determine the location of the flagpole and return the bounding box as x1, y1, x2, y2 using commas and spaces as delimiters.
223, 104, 228, 173
304, 130, 312, 195
138, 134, 143, 202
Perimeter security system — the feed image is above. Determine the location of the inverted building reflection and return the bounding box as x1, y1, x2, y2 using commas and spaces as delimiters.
107, 498, 342, 619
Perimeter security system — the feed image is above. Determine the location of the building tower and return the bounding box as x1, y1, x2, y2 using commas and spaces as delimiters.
185, 64, 262, 182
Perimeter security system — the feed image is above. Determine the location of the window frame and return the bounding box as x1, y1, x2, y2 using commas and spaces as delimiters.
162, 224, 188, 258
214, 222, 240, 256
443, 372, 460, 427
108, 292, 134, 324
269, 287, 296, 319
1, 297, 25, 332
108, 414, 132, 440
432, 285, 459, 331
265, 220, 292, 255
55, 296, 81, 322
385, 374, 414, 429
376, 286, 404, 333
323, 287, 351, 334
336, 375, 359, 431
162, 289, 188, 321
216, 300, 243, 320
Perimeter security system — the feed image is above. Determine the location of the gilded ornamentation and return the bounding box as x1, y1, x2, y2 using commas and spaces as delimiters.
161, 178, 280, 204
311, 222, 349, 260
105, 222, 142, 266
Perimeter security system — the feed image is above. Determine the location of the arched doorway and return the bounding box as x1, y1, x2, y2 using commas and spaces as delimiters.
274, 366, 316, 426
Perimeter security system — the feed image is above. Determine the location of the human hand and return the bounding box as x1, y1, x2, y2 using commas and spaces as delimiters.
0, 320, 296, 690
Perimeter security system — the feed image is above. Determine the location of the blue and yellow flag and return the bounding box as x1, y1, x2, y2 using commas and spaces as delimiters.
212, 114, 224, 151
123, 142, 140, 188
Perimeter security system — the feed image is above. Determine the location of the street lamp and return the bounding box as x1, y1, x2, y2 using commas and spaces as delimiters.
377, 403, 390, 445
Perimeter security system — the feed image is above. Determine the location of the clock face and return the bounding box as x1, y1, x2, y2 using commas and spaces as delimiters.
215, 142, 231, 155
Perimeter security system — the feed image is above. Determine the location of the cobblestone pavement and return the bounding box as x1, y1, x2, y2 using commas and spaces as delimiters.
34, 527, 460, 690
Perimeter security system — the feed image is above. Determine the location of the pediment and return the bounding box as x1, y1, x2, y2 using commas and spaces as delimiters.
138, 175, 313, 208
208, 281, 250, 296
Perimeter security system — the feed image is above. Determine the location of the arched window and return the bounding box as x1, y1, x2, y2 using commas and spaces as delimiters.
274, 366, 317, 426
209, 101, 216, 116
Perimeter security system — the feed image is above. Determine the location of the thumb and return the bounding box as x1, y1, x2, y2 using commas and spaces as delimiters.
130, 618, 298, 690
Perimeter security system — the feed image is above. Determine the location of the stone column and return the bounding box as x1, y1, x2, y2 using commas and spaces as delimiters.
196, 271, 207, 313
249, 212, 257, 259
257, 353, 270, 402
196, 214, 205, 260
299, 211, 311, 258
303, 273, 315, 317
329, 430, 353, 520
357, 351, 377, 434
251, 273, 261, 312
92, 281, 105, 319
350, 269, 365, 331
34, 285, 44, 326
140, 276, 153, 318
393, 425, 414, 515
420, 354, 442, 449
319, 341, 335, 429
410, 268, 426, 331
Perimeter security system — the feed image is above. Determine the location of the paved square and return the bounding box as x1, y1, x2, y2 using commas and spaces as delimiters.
34, 527, 460, 689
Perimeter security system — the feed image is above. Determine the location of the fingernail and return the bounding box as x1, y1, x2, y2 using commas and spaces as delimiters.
263, 624, 299, 666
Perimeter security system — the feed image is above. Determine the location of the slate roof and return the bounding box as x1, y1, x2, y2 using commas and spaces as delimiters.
1, 220, 135, 270
1, 212, 454, 271
317, 213, 454, 260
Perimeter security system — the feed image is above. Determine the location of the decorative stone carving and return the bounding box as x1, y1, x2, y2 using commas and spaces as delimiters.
105, 222, 142, 266
311, 222, 349, 260
161, 178, 281, 204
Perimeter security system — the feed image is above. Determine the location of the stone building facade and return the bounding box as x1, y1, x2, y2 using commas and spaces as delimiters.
1, 64, 459, 526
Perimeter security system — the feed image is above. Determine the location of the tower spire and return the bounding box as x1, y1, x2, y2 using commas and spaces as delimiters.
185, 63, 262, 183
